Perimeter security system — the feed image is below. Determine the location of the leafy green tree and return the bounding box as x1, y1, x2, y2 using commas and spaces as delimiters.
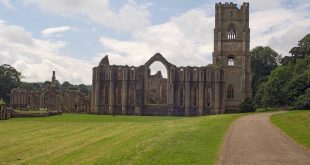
259, 66, 292, 107
250, 46, 281, 96
294, 88, 310, 109
78, 84, 90, 95
68, 86, 79, 90
281, 33, 310, 65
0, 64, 22, 102
61, 81, 73, 90
285, 72, 310, 103
19, 82, 42, 91
239, 98, 256, 113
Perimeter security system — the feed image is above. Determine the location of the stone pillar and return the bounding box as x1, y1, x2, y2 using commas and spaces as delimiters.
122, 68, 128, 115
198, 68, 204, 116
91, 68, 96, 113
92, 68, 100, 113
184, 67, 191, 116
214, 69, 221, 114
167, 67, 174, 115
134, 83, 142, 115
109, 69, 115, 114
18, 90, 21, 108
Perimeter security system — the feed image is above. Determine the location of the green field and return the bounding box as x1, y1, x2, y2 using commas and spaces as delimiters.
271, 110, 310, 149
0, 114, 241, 165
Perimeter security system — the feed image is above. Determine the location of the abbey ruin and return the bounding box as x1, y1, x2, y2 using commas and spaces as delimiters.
10, 2, 252, 116
91, 2, 252, 116
10, 71, 91, 113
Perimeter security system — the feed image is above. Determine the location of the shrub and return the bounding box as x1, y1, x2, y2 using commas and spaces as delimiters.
239, 97, 256, 113
294, 88, 310, 110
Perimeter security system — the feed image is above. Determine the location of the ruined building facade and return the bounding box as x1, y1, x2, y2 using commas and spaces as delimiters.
91, 2, 252, 116
10, 71, 91, 113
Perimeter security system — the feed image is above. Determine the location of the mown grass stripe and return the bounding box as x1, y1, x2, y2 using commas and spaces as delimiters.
0, 114, 241, 165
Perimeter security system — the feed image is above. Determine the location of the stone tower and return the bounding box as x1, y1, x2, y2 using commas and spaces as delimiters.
213, 2, 252, 112
52, 71, 56, 84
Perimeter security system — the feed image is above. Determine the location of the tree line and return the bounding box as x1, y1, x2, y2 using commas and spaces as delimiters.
248, 33, 310, 111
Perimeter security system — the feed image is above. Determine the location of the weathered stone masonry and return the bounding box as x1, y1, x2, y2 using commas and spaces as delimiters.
10, 71, 91, 113
91, 2, 252, 116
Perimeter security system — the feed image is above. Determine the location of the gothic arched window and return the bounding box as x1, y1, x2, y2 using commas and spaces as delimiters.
228, 55, 235, 66
227, 23, 236, 40
227, 85, 234, 99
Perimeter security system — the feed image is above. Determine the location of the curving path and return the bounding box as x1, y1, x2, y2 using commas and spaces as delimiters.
218, 112, 310, 165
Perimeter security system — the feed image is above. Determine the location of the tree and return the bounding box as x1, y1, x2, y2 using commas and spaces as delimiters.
294, 88, 310, 110
281, 33, 310, 65
239, 98, 256, 113
68, 86, 79, 90
78, 84, 90, 95
61, 81, 73, 90
285, 72, 310, 103
0, 64, 22, 102
250, 46, 281, 96
19, 82, 42, 91
257, 66, 292, 107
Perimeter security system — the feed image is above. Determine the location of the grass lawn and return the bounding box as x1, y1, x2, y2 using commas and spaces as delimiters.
0, 113, 241, 165
271, 110, 310, 149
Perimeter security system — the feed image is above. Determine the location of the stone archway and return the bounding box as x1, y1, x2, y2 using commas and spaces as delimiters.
143, 53, 174, 115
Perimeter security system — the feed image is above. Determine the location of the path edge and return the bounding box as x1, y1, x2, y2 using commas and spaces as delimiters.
269, 112, 310, 153
215, 114, 248, 165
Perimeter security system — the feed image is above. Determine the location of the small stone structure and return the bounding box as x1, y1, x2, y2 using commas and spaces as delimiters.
10, 71, 91, 113
0, 99, 11, 120
91, 2, 252, 116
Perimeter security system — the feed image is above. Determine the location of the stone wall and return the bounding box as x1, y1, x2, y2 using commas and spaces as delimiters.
10, 72, 91, 113
91, 2, 252, 116
0, 105, 12, 120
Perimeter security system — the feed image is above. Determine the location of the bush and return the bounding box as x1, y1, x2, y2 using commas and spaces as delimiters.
294, 88, 310, 110
239, 97, 256, 113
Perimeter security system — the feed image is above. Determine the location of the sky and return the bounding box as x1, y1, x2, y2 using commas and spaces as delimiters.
0, 0, 309, 85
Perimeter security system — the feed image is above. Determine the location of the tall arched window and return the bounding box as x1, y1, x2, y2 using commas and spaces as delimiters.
228, 55, 235, 66
227, 85, 234, 99
227, 23, 236, 39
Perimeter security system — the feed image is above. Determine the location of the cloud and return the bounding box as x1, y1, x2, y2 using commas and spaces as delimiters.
41, 26, 74, 36
250, 2, 310, 55
96, 9, 214, 69
0, 21, 92, 84
23, 0, 151, 32
95, 0, 310, 71
0, 0, 14, 9
2, 0, 310, 85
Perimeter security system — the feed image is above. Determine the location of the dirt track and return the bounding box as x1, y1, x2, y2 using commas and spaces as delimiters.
218, 112, 310, 165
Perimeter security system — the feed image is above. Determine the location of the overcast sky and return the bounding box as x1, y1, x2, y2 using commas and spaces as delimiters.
0, 0, 309, 84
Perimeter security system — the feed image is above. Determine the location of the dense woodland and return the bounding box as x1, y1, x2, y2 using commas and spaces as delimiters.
1, 34, 309, 111
247, 33, 310, 111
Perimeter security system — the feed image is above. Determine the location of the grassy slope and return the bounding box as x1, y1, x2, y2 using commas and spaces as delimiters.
271, 110, 310, 149
0, 114, 240, 165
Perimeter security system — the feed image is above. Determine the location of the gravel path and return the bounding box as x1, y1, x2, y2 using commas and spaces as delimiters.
218, 112, 310, 165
